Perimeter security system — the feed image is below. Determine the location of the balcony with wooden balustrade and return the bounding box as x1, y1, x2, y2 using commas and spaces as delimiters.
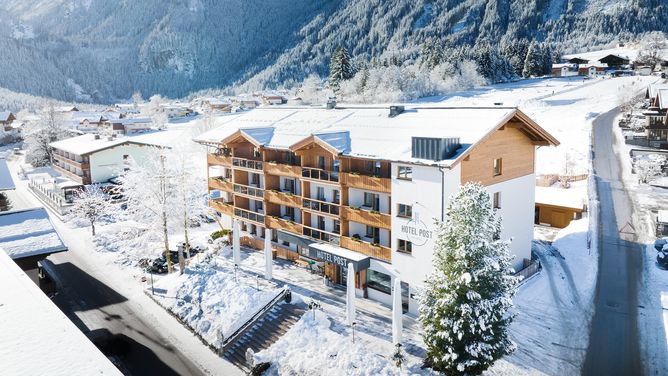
53, 154, 90, 170
301, 167, 340, 184
264, 162, 302, 178
340, 172, 391, 193
341, 206, 391, 230
234, 207, 265, 225
265, 215, 303, 234
302, 197, 340, 217
265, 189, 302, 207
340, 236, 391, 262
208, 177, 234, 192
207, 153, 233, 166
232, 157, 263, 171
209, 198, 234, 215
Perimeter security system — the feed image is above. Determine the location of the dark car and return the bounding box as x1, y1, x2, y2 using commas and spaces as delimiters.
654, 238, 668, 252
146, 258, 168, 274
657, 251, 668, 269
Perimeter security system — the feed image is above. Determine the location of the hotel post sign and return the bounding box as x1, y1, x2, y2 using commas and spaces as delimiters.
400, 213, 433, 246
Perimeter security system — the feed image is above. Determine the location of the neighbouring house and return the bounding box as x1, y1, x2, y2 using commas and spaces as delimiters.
578, 63, 607, 76
234, 98, 259, 109
49, 133, 165, 184
646, 83, 668, 100
261, 95, 286, 105
534, 185, 586, 228
0, 207, 67, 287
567, 57, 589, 64
205, 98, 233, 113
0, 158, 15, 192
194, 105, 559, 315
0, 247, 121, 375
551, 63, 578, 77
55, 105, 79, 113
0, 111, 16, 132
598, 54, 630, 69
103, 117, 153, 134
161, 104, 194, 118
637, 66, 653, 76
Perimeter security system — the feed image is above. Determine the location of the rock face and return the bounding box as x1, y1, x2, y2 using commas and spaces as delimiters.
0, 0, 665, 102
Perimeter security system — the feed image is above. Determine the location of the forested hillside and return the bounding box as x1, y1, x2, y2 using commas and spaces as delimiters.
0, 0, 665, 102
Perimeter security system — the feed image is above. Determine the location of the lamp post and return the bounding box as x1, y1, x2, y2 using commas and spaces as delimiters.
234, 263, 239, 283
352, 321, 357, 343
150, 270, 154, 295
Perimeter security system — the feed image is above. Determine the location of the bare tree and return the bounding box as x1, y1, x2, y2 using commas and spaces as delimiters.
69, 185, 111, 236
558, 152, 574, 188
637, 31, 667, 69
24, 103, 68, 166
634, 155, 666, 184
144, 94, 168, 130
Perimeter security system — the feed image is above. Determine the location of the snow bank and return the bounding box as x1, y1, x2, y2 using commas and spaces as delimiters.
152, 263, 281, 347
254, 310, 433, 376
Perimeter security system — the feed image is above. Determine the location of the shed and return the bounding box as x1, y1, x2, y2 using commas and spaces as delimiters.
534, 186, 587, 228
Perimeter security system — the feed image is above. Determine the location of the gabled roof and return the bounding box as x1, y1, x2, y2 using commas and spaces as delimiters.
0, 159, 15, 191
0, 207, 67, 259
0, 111, 15, 122
194, 106, 558, 166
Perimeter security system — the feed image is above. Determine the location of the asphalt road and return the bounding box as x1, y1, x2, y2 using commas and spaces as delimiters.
582, 108, 643, 375
3, 161, 207, 376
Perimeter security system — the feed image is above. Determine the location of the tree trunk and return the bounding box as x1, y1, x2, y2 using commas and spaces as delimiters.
160, 155, 172, 274
91, 221, 96, 236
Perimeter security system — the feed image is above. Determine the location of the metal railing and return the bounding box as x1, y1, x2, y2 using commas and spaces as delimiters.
233, 157, 263, 171
233, 183, 264, 198
303, 225, 340, 245
302, 167, 339, 183
234, 207, 265, 224
302, 197, 340, 215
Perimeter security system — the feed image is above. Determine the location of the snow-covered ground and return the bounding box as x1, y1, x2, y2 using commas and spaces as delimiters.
152, 261, 282, 348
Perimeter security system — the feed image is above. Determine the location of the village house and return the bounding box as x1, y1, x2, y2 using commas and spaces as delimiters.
534, 185, 587, 228
103, 117, 153, 135
578, 63, 608, 77
49, 133, 165, 184
261, 94, 286, 105
204, 98, 233, 113
0, 111, 16, 132
551, 63, 578, 77
194, 105, 559, 314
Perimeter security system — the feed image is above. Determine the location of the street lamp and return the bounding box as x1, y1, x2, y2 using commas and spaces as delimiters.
234, 263, 239, 283
352, 321, 357, 343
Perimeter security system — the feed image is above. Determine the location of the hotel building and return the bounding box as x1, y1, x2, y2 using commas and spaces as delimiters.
195, 106, 559, 314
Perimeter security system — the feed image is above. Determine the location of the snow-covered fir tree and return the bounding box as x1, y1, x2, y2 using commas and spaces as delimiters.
328, 46, 354, 92
522, 41, 543, 78
419, 183, 520, 375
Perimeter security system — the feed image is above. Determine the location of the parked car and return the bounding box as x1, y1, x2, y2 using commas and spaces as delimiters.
145, 258, 168, 274
657, 251, 668, 269
654, 238, 668, 251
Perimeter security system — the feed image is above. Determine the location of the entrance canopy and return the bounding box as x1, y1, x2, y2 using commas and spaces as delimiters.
308, 242, 370, 272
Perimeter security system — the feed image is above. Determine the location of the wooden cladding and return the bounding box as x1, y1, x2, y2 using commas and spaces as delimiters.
265, 190, 302, 207
460, 126, 535, 186
340, 173, 391, 193
209, 198, 233, 215
341, 206, 391, 230
264, 162, 302, 178
265, 216, 303, 234
207, 153, 232, 166
341, 236, 391, 262
208, 177, 233, 192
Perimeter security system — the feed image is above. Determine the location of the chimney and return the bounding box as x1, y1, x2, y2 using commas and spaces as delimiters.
389, 105, 404, 117
326, 98, 336, 110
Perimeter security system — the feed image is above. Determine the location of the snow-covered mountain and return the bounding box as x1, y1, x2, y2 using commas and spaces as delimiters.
0, 0, 665, 102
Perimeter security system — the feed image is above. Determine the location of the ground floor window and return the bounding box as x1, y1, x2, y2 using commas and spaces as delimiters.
367, 269, 391, 295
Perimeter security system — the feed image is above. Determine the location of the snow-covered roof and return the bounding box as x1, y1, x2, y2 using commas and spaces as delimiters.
0, 111, 14, 122
552, 63, 575, 69
535, 186, 587, 210
562, 48, 634, 63
0, 159, 14, 191
647, 84, 668, 99
656, 89, 668, 110
49, 131, 172, 156
0, 207, 67, 259
194, 106, 558, 166
108, 117, 152, 125
309, 242, 370, 262
0, 248, 120, 375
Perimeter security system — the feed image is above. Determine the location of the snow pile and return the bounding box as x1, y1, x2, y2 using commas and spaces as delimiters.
254, 310, 432, 375
152, 263, 281, 347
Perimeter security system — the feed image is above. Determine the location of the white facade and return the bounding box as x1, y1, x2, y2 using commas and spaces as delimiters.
88, 143, 156, 183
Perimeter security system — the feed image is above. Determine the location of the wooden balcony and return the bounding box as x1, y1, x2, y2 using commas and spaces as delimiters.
301, 167, 340, 185
302, 197, 340, 217
340, 172, 390, 193
341, 206, 391, 229
303, 225, 341, 245
265, 190, 302, 207
265, 216, 303, 234
53, 164, 89, 185
264, 162, 302, 178
234, 207, 265, 225
341, 236, 391, 262
53, 154, 90, 170
207, 153, 232, 166
209, 198, 233, 215
233, 183, 264, 199
208, 177, 233, 192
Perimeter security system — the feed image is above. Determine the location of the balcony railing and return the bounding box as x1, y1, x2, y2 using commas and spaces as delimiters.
234, 207, 265, 225
341, 236, 391, 262
209, 198, 234, 215
266, 216, 303, 234
264, 162, 302, 178
208, 177, 234, 192
302, 198, 340, 216
265, 189, 302, 207
303, 225, 340, 245
341, 206, 391, 229
340, 172, 390, 193
207, 153, 233, 166
233, 183, 264, 198
53, 154, 90, 170
233, 157, 263, 171
53, 164, 89, 185
302, 167, 339, 183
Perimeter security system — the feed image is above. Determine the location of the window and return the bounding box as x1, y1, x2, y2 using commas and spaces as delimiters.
283, 178, 295, 193
250, 173, 259, 185
333, 219, 341, 234
398, 239, 412, 254
397, 166, 413, 180
122, 154, 129, 160
255, 200, 263, 212
493, 192, 501, 209
397, 204, 412, 218
364, 192, 379, 210
365, 225, 379, 242
317, 215, 325, 230
365, 160, 374, 174
333, 189, 340, 204
284, 206, 295, 220
367, 269, 392, 295
316, 187, 325, 201
271, 231, 278, 242
493, 158, 503, 176
333, 159, 340, 172
317, 155, 326, 170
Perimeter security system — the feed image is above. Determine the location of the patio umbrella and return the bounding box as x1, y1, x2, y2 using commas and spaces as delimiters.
346, 262, 356, 325
264, 228, 273, 280
233, 219, 240, 264
392, 277, 403, 345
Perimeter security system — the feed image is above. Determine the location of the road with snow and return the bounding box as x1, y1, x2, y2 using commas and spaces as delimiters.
583, 108, 643, 375
3, 157, 241, 376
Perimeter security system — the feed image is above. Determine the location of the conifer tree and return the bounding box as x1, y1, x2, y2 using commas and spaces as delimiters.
419, 183, 519, 375
328, 45, 353, 92
522, 41, 543, 78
